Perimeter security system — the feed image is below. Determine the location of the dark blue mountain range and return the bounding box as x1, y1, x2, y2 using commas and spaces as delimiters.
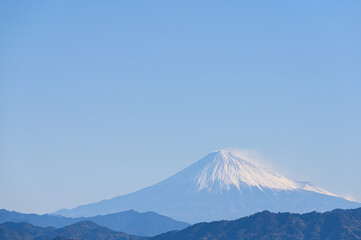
2, 208, 361, 240
0, 209, 189, 237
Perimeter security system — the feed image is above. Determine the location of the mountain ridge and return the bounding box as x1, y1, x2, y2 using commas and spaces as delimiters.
3, 208, 361, 240
0, 221, 147, 240
0, 209, 189, 237
150, 207, 361, 240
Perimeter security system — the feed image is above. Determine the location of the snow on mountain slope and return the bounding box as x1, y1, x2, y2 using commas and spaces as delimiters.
55, 149, 360, 223
195, 150, 299, 192
296, 181, 338, 197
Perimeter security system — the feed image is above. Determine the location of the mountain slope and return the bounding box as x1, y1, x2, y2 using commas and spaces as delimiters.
0, 222, 55, 240
55, 149, 361, 223
0, 221, 147, 240
0, 209, 189, 236
150, 208, 361, 240
85, 210, 189, 236
34, 221, 145, 240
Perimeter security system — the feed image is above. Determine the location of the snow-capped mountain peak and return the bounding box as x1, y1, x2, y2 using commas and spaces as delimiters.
194, 149, 299, 192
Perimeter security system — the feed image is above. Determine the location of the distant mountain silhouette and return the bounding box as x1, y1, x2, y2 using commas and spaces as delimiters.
0, 222, 54, 240
0, 221, 147, 240
35, 221, 145, 240
151, 207, 361, 240
0, 209, 189, 236
3, 208, 361, 240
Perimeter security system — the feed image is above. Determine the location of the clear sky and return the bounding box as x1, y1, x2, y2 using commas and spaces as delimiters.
1, 0, 361, 214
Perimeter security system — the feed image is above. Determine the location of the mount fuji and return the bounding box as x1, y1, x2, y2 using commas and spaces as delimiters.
55, 149, 360, 223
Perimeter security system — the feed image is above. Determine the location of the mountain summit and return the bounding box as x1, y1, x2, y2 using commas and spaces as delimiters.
194, 150, 300, 192
191, 150, 337, 196
55, 149, 360, 223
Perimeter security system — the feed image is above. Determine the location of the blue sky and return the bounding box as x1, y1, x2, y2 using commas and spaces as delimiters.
1, 0, 361, 214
